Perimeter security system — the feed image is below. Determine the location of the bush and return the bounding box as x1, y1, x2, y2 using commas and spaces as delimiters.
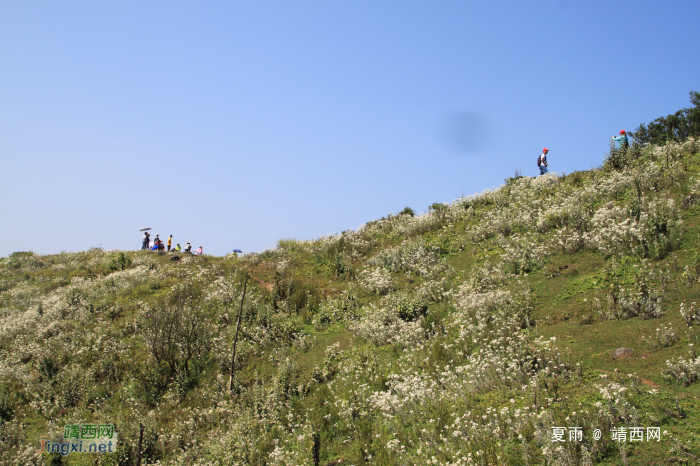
642, 324, 679, 349
680, 301, 700, 326
106, 251, 131, 272
0, 387, 12, 423
358, 267, 395, 295
367, 239, 443, 277
663, 346, 700, 386
400, 206, 415, 217
383, 292, 427, 322
140, 287, 213, 377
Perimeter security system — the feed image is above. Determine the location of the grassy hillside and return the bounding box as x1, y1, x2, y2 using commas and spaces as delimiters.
2, 136, 700, 465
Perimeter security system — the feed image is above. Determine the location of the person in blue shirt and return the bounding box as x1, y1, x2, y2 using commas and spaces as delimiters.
613, 130, 629, 150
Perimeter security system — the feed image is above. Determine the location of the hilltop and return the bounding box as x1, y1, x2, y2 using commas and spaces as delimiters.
2, 99, 700, 465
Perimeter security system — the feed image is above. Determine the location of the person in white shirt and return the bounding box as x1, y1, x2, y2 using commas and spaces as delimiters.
538, 148, 549, 175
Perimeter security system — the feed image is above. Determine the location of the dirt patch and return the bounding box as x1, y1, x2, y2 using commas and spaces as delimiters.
251, 276, 274, 292
598, 370, 660, 389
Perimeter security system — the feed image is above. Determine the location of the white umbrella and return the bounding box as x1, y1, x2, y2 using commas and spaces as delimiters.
140, 227, 152, 231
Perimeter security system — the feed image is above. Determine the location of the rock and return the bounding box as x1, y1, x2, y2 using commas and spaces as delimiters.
683, 193, 698, 208
169, 255, 181, 261
612, 347, 634, 359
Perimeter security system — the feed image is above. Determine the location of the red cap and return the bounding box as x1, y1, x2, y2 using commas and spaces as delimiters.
543, 148, 549, 152
619, 130, 626, 134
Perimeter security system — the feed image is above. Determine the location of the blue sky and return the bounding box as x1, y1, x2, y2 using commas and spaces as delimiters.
1, 1, 699, 257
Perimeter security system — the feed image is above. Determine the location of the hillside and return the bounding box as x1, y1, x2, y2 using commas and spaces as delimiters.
2, 137, 700, 463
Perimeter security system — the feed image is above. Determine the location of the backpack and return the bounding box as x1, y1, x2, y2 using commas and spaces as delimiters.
537, 154, 542, 166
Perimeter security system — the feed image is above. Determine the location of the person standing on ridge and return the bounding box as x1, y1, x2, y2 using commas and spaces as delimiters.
167, 235, 173, 252
142, 231, 149, 250
538, 148, 549, 175
613, 130, 629, 150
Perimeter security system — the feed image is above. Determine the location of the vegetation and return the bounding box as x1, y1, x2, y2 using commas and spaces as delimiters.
3, 99, 700, 465
631, 91, 700, 145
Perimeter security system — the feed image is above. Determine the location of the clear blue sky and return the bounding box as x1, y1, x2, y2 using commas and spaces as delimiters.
2, 1, 699, 257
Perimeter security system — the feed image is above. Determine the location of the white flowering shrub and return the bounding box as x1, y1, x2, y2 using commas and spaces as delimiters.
587, 260, 667, 321
643, 324, 679, 349
680, 301, 700, 326
585, 196, 682, 259
414, 275, 454, 303
552, 226, 586, 253
617, 266, 667, 320
663, 346, 700, 386
347, 302, 425, 347
312, 291, 358, 330
682, 253, 700, 285
595, 377, 640, 428
499, 234, 548, 275
367, 239, 444, 277
462, 261, 507, 293
358, 267, 395, 295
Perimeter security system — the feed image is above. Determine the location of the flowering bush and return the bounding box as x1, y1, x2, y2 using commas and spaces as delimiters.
358, 267, 395, 295
585, 196, 682, 259
663, 346, 700, 386
643, 324, 679, 349
680, 301, 700, 326
367, 239, 444, 277
347, 301, 425, 347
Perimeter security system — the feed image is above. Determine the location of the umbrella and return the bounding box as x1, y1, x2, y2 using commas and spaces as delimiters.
140, 227, 152, 231
232, 249, 243, 253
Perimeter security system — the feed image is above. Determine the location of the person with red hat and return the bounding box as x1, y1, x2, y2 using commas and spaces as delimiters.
613, 130, 629, 150
538, 148, 549, 175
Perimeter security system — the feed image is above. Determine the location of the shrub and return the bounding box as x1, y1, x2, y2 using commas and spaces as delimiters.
358, 267, 395, 295
682, 252, 700, 286
367, 239, 443, 277
594, 262, 667, 321
642, 324, 679, 349
618, 266, 667, 320
680, 301, 700, 326
348, 302, 425, 347
312, 292, 358, 330
106, 251, 131, 272
499, 234, 547, 275
383, 292, 427, 322
585, 196, 682, 259
0, 387, 12, 423
140, 288, 213, 377
400, 206, 415, 217
663, 346, 700, 386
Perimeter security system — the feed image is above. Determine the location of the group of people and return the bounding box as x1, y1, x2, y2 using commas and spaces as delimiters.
537, 130, 629, 176
141, 232, 203, 255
